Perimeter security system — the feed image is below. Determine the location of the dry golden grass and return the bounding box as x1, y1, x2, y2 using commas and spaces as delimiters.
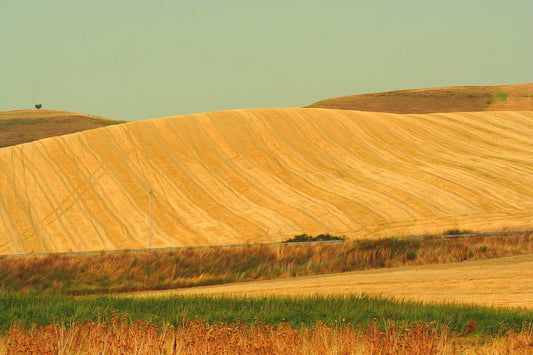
0, 109, 124, 148
140, 253, 533, 309
1, 108, 533, 254
2, 233, 532, 295
3, 317, 532, 354
308, 83, 533, 113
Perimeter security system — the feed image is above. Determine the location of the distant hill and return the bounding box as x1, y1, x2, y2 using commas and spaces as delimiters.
1, 108, 532, 254
0, 109, 125, 148
307, 83, 533, 113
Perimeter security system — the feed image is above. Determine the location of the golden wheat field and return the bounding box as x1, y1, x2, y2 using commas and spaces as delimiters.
135, 253, 533, 309
1, 108, 533, 254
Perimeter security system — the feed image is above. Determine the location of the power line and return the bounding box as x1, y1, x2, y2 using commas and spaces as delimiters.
149, 187, 152, 248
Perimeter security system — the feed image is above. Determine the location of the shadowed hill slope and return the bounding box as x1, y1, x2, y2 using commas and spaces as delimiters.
1, 108, 533, 254
307, 83, 533, 113
0, 110, 125, 148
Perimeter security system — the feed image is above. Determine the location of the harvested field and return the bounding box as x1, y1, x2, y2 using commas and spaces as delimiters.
138, 253, 533, 309
1, 108, 533, 254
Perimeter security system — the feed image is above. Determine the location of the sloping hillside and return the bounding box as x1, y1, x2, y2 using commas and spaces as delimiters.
307, 83, 533, 113
1, 108, 533, 254
0, 110, 125, 148
144, 254, 533, 309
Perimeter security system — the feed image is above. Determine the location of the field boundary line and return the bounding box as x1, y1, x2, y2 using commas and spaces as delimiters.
0, 240, 345, 259
1, 231, 532, 259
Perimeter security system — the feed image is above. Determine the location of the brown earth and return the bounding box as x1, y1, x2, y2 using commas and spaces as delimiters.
307, 83, 533, 114
1, 108, 533, 254
0, 109, 125, 148
136, 253, 533, 309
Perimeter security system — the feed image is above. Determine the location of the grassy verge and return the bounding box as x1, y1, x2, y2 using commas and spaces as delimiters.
1, 293, 531, 336
3, 233, 533, 296
1, 233, 532, 295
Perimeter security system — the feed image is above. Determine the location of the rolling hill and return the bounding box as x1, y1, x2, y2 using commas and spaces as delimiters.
1, 108, 533, 254
0, 109, 125, 148
307, 83, 533, 113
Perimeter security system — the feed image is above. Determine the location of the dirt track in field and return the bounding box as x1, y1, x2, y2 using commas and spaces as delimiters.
1, 108, 533, 254
135, 253, 533, 309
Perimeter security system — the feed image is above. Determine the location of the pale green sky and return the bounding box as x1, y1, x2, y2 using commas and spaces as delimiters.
1, 0, 532, 121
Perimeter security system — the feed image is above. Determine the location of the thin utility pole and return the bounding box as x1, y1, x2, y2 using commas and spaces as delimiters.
149, 187, 152, 248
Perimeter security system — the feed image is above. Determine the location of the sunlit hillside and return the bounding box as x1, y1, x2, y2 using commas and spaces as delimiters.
0, 109, 125, 148
307, 83, 533, 113
1, 108, 532, 254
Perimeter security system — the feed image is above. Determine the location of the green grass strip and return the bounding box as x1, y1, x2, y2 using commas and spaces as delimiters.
1, 293, 531, 336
